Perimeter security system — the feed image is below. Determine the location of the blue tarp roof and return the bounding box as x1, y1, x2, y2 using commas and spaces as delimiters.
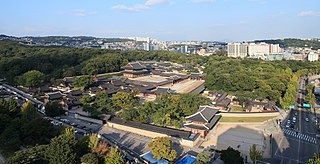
176, 155, 197, 164
141, 152, 169, 164
303, 103, 311, 108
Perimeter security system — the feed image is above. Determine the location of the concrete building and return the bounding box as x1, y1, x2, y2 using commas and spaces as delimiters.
308, 52, 319, 62
143, 42, 150, 51
227, 43, 248, 58
248, 43, 269, 59
269, 44, 282, 54
228, 42, 283, 60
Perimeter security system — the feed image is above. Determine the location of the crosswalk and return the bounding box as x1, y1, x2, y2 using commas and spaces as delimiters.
282, 128, 317, 144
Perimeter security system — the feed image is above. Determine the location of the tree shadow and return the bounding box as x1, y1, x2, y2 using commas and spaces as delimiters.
213, 109, 318, 164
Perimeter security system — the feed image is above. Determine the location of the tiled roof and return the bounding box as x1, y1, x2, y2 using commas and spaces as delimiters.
47, 92, 63, 100
123, 62, 145, 70
186, 105, 219, 123
109, 117, 191, 139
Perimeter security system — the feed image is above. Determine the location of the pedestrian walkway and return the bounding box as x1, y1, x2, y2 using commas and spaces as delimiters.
282, 128, 317, 144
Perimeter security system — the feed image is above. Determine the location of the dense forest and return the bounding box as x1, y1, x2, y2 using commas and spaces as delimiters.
255, 38, 320, 50
1, 40, 319, 103
0, 41, 203, 84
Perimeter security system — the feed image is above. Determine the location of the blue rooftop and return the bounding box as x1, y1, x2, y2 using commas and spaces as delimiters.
176, 155, 197, 164
141, 152, 169, 164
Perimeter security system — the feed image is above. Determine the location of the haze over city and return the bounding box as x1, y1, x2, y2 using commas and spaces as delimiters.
1, 0, 320, 41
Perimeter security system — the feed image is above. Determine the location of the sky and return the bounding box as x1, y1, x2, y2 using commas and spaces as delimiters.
1, 0, 320, 41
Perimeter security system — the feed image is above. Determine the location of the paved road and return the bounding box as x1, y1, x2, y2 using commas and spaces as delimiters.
272, 78, 319, 164
0, 82, 43, 105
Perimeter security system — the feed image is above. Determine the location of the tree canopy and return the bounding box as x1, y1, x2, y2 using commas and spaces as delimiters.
307, 153, 320, 164
220, 147, 244, 164
0, 98, 58, 157
249, 144, 262, 163
45, 101, 65, 117
147, 137, 177, 161
195, 150, 212, 164
104, 148, 125, 164
18, 70, 45, 88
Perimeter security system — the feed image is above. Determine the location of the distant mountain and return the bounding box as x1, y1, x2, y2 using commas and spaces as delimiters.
0, 34, 134, 48
255, 38, 320, 50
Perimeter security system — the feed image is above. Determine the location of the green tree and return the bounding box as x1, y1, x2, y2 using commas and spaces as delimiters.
249, 144, 262, 164
195, 150, 212, 164
147, 137, 177, 161
220, 147, 244, 164
75, 134, 90, 157
112, 92, 138, 109
153, 95, 183, 128
21, 101, 36, 119
89, 133, 99, 151
45, 101, 65, 117
0, 113, 11, 133
280, 77, 298, 110
81, 153, 99, 164
179, 94, 210, 116
306, 153, 320, 164
19, 70, 45, 88
20, 117, 56, 146
5, 145, 48, 164
95, 91, 114, 114
0, 119, 22, 156
45, 128, 77, 164
73, 75, 92, 90
135, 101, 156, 123
104, 148, 124, 164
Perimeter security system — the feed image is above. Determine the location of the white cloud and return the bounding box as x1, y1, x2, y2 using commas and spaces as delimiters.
298, 11, 320, 17
145, 0, 170, 6
190, 0, 214, 3
112, 0, 171, 12
112, 5, 141, 12
73, 9, 97, 16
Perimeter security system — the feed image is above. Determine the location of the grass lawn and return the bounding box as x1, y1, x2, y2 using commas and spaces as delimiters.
220, 116, 276, 122
230, 105, 244, 112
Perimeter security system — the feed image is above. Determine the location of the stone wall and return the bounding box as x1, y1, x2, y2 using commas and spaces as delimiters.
75, 113, 103, 124
106, 122, 200, 147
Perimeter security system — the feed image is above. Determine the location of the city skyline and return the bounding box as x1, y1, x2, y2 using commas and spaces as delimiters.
1, 0, 320, 41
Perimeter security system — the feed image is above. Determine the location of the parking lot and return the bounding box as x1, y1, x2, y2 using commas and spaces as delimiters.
46, 113, 102, 136
99, 125, 152, 154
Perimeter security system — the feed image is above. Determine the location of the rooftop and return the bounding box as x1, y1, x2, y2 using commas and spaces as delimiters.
186, 105, 219, 123
109, 117, 191, 139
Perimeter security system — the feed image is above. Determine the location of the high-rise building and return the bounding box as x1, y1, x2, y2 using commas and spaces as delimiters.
228, 42, 283, 60
180, 45, 188, 54
248, 43, 269, 59
143, 42, 150, 51
308, 52, 319, 62
227, 43, 248, 58
269, 44, 282, 54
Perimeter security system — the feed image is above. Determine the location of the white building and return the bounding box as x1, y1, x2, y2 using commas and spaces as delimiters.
248, 43, 269, 59
143, 42, 150, 51
308, 52, 319, 62
227, 43, 248, 58
270, 44, 282, 54
228, 42, 283, 60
